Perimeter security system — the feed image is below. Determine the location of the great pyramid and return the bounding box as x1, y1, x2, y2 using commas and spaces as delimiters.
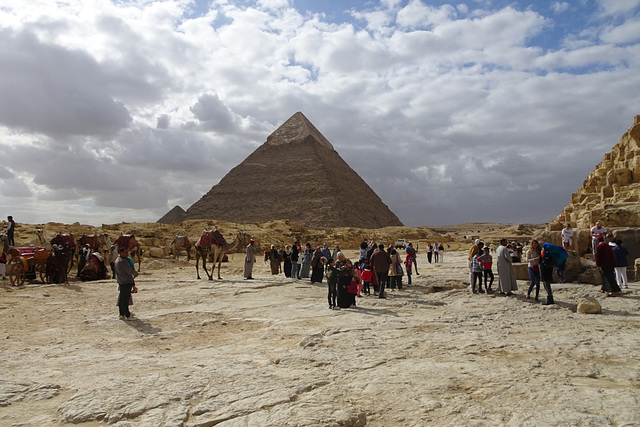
536, 115, 640, 264
163, 112, 403, 229
548, 115, 640, 230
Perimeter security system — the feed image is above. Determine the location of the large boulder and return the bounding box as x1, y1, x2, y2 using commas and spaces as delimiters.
513, 251, 587, 283
148, 247, 165, 258
577, 296, 602, 314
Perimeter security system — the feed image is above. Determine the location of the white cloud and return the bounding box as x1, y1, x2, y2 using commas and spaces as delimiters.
551, 2, 570, 14
0, 0, 638, 227
596, 0, 640, 17
599, 15, 640, 44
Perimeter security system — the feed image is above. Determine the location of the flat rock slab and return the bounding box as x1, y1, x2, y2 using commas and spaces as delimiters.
1, 250, 638, 426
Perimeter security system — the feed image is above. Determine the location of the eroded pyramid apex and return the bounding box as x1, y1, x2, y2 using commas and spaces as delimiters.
266, 112, 334, 149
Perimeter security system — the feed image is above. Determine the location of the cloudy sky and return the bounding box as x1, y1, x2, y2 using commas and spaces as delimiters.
0, 0, 639, 227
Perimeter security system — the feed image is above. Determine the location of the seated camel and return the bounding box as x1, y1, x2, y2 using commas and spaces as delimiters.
79, 252, 108, 281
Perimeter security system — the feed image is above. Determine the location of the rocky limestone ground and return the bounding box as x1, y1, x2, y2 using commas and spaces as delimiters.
1, 249, 639, 427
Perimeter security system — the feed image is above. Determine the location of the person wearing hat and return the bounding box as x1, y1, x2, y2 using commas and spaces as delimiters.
243, 239, 256, 280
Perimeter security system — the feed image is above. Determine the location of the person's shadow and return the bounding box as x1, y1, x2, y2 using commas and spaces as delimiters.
124, 317, 162, 335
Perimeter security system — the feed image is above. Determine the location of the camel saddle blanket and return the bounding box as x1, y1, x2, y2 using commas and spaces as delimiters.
196, 230, 226, 248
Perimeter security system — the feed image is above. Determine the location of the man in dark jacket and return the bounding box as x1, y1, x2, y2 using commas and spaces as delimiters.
595, 234, 621, 296
370, 244, 392, 299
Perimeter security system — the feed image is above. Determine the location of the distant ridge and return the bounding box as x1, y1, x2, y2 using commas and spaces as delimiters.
162, 112, 403, 229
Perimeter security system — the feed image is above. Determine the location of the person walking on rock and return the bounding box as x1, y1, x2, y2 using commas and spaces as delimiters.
477, 246, 494, 293
243, 239, 256, 280
612, 238, 629, 289
595, 235, 621, 296
370, 244, 392, 299
496, 238, 517, 295
406, 243, 419, 275
290, 241, 300, 280
526, 240, 542, 301
300, 243, 312, 279
115, 247, 139, 320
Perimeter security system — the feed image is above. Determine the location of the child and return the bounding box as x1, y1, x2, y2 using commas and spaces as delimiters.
471, 252, 485, 294
361, 260, 373, 295
404, 249, 413, 285
326, 259, 338, 309
477, 246, 494, 293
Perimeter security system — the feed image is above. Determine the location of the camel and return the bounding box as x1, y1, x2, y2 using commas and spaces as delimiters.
50, 233, 77, 273
170, 235, 192, 261
45, 243, 72, 284
195, 230, 251, 280
76, 233, 111, 262
114, 234, 142, 271
79, 252, 108, 281
34, 229, 52, 250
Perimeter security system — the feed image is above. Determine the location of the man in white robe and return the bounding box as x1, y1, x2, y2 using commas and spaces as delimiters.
243, 239, 256, 280
496, 238, 517, 295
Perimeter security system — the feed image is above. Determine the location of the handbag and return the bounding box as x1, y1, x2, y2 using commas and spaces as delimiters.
395, 262, 403, 275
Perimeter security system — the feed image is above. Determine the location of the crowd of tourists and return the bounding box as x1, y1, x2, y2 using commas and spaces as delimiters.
467, 222, 629, 305
247, 240, 428, 309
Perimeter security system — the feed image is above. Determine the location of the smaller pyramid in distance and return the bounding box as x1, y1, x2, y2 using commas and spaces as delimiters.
157, 205, 186, 224
175, 112, 403, 229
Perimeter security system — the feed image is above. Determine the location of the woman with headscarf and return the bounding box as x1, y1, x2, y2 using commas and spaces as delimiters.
300, 243, 312, 278
310, 247, 325, 283
335, 252, 355, 308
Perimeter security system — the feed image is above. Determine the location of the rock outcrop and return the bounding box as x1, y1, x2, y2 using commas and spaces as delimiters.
169, 112, 403, 229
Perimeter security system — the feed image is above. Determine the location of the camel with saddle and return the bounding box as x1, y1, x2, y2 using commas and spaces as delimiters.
76, 233, 111, 259
195, 229, 251, 280
50, 233, 77, 273
45, 243, 73, 284
170, 235, 192, 261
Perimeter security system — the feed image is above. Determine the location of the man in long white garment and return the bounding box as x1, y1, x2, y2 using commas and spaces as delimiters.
496, 238, 517, 295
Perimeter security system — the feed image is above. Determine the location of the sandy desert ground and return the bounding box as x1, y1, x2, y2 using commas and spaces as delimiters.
1, 247, 639, 427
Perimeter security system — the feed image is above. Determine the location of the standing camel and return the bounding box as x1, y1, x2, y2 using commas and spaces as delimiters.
114, 234, 142, 271
170, 235, 192, 261
195, 230, 251, 280
51, 233, 77, 273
